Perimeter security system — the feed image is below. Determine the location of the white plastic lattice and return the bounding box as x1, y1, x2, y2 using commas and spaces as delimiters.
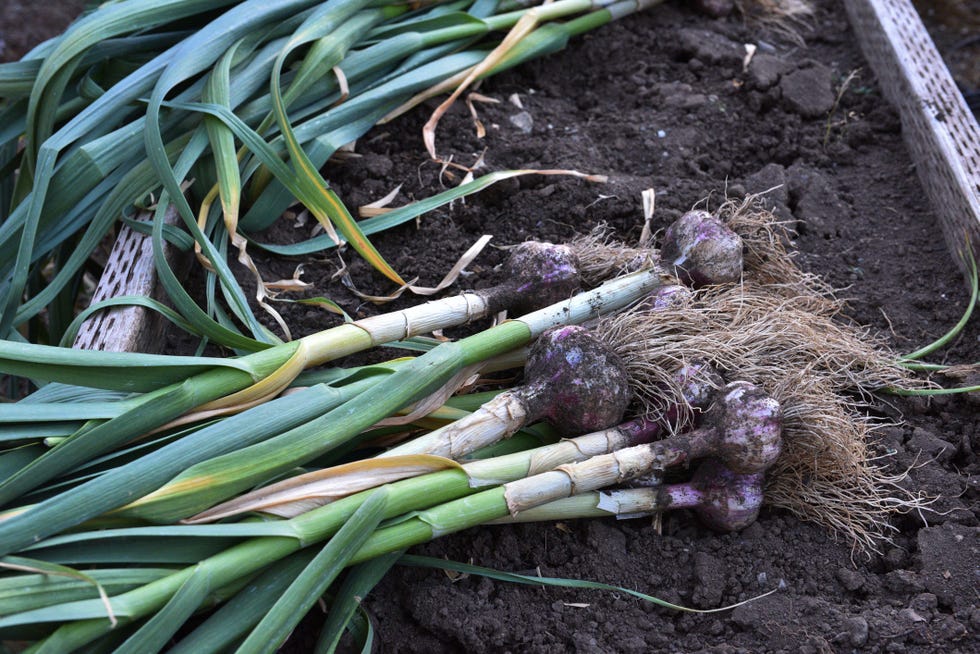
73, 207, 180, 353
843, 0, 980, 282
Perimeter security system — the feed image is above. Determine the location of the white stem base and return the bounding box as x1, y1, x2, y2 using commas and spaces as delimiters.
379, 392, 527, 459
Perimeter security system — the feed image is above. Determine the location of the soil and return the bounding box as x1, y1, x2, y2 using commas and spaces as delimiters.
0, 0, 87, 63
3, 1, 979, 653
914, 0, 980, 109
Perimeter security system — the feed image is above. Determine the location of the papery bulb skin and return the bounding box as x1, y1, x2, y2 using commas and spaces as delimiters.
692, 458, 765, 532
699, 381, 783, 474
672, 361, 723, 411
661, 210, 743, 287
519, 325, 631, 434
646, 283, 693, 310
493, 242, 581, 314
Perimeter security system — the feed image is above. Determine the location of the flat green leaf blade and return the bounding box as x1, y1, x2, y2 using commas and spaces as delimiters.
148, 134, 277, 351
0, 424, 81, 443
0, 339, 256, 392
0, 556, 118, 627
267, 0, 407, 286
141, 0, 319, 276
120, 344, 468, 523
0, 445, 45, 480
57, 296, 204, 349
24, 523, 301, 553
203, 42, 244, 238
0, 2, 231, 338
27, 537, 234, 566
0, 345, 298, 507
0, 386, 195, 506
0, 379, 378, 556
234, 488, 388, 654
0, 401, 133, 422
113, 568, 212, 654
398, 554, 702, 612
0, 568, 173, 616
315, 550, 402, 654
169, 550, 317, 654
25, 0, 235, 159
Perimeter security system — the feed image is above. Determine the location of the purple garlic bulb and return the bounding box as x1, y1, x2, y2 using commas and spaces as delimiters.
672, 360, 723, 410
661, 459, 765, 531
661, 210, 743, 287
689, 458, 765, 532
492, 242, 581, 314
696, 381, 783, 474
645, 283, 693, 310
518, 325, 631, 434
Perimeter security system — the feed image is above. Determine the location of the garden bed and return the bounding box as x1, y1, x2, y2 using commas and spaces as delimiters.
5, 0, 980, 652
259, 3, 980, 651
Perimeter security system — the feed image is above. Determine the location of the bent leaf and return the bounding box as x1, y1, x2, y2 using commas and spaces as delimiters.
187, 454, 462, 523
0, 555, 118, 627
399, 554, 779, 614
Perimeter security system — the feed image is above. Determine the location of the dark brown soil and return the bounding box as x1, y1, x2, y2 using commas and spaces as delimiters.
0, 0, 86, 63
4, 1, 979, 653
914, 0, 980, 109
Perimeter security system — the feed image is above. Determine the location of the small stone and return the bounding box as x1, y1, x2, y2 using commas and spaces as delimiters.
884, 547, 909, 570
744, 163, 788, 205
787, 164, 849, 236
572, 631, 601, 654
910, 593, 938, 612
748, 54, 790, 90
836, 567, 865, 592
361, 153, 393, 177
664, 93, 707, 109
885, 570, 925, 594
845, 616, 869, 647
780, 63, 835, 118
907, 428, 955, 464
675, 28, 744, 67
682, 94, 707, 109
933, 615, 967, 641
899, 608, 927, 624
655, 81, 694, 97
508, 111, 533, 134
693, 552, 725, 607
